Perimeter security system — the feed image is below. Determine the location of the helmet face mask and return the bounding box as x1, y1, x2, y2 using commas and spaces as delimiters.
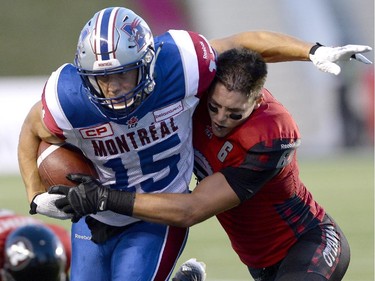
75, 7, 156, 120
2, 225, 67, 281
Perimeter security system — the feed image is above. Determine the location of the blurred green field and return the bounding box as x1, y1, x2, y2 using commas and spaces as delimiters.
0, 153, 373, 280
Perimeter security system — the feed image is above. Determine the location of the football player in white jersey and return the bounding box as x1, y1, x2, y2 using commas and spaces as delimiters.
18, 6, 371, 281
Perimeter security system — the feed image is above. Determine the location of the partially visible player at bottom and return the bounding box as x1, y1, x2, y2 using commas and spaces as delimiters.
0, 210, 203, 281
172, 259, 206, 281
0, 209, 70, 281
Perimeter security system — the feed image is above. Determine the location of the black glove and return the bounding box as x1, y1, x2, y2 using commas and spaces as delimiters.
49, 173, 109, 218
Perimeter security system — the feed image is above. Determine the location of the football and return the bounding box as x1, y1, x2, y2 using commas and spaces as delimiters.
37, 141, 98, 190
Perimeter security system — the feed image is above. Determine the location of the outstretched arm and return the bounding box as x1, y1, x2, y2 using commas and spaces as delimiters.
210, 30, 372, 75
210, 30, 313, 62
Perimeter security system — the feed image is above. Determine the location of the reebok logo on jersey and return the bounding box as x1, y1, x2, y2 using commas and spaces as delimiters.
80, 123, 114, 139
74, 233, 92, 240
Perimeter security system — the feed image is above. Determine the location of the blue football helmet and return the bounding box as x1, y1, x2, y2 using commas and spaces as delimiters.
74, 7, 156, 119
1, 225, 67, 281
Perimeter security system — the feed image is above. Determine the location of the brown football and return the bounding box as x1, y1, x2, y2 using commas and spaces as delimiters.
37, 141, 98, 190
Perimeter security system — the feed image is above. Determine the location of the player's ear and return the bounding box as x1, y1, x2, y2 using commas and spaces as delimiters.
255, 93, 263, 109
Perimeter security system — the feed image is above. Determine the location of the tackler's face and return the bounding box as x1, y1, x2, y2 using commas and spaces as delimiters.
207, 82, 261, 138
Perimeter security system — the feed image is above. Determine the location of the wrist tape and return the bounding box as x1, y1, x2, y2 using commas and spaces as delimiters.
309, 42, 323, 55
108, 190, 135, 216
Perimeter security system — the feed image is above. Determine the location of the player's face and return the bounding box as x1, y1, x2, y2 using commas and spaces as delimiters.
96, 70, 138, 108
208, 82, 260, 138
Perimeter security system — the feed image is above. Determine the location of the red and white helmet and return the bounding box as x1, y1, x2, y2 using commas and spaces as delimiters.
74, 7, 156, 119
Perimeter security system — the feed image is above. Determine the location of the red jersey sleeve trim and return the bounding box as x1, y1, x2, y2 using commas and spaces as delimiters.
187, 31, 217, 97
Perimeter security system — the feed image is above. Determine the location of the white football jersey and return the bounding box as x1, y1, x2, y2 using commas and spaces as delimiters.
42, 30, 216, 226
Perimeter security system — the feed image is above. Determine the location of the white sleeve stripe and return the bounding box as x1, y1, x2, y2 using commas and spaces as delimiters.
44, 64, 72, 132
168, 30, 199, 97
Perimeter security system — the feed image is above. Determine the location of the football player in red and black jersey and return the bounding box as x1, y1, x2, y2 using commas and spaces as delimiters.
134, 48, 351, 280
189, 48, 350, 280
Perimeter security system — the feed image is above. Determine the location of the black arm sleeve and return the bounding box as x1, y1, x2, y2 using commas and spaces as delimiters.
221, 141, 298, 202
220, 167, 281, 202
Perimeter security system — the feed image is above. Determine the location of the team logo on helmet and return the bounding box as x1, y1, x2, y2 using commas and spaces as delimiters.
5, 238, 34, 270
121, 18, 151, 52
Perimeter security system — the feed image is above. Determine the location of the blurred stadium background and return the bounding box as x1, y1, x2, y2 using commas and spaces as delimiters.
0, 1, 373, 280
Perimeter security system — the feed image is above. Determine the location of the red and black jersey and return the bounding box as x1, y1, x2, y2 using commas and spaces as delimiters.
193, 89, 326, 268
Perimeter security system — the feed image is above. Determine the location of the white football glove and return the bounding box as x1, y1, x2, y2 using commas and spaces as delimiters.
29, 192, 73, 220
309, 43, 372, 75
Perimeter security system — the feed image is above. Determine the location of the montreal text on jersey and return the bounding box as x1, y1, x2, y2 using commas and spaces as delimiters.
91, 117, 179, 156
